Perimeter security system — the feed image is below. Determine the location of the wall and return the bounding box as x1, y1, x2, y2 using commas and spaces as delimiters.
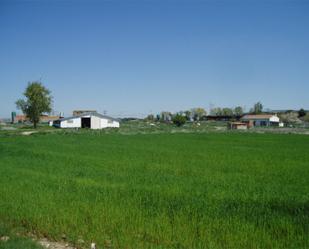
91, 115, 102, 129
236, 125, 247, 130
109, 121, 120, 128
100, 118, 120, 128
110, 120, 120, 128
254, 120, 269, 126
60, 117, 81, 128
270, 116, 280, 123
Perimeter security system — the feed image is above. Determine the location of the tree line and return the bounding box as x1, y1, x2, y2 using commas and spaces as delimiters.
146, 102, 264, 123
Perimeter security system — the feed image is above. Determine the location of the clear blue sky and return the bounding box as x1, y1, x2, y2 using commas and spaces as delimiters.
1, 0, 308, 118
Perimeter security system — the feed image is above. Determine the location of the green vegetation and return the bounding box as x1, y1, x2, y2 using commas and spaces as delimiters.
298, 108, 306, 118
234, 106, 244, 116
0, 236, 42, 249
0, 237, 42, 249
112, 120, 227, 134
0, 132, 308, 249
0, 223, 43, 249
172, 114, 186, 127
190, 108, 207, 121
16, 82, 52, 128
250, 102, 263, 114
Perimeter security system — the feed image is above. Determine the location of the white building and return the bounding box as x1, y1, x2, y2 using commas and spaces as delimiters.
241, 114, 280, 127
53, 112, 120, 129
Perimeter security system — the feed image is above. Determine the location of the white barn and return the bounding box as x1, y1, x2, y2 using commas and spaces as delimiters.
53, 112, 120, 129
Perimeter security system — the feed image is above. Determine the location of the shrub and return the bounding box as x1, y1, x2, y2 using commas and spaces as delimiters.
303, 113, 309, 123
172, 114, 186, 127
298, 108, 306, 118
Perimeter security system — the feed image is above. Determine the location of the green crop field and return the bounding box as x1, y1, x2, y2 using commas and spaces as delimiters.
0, 132, 308, 249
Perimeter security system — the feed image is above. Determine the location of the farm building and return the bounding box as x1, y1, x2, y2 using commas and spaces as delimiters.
206, 115, 242, 121
11, 112, 61, 124
228, 122, 248, 130
53, 112, 119, 129
241, 114, 280, 127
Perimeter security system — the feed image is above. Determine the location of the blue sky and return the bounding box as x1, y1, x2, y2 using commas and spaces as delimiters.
0, 0, 308, 118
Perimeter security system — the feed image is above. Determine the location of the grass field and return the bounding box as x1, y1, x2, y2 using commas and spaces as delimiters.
0, 132, 308, 249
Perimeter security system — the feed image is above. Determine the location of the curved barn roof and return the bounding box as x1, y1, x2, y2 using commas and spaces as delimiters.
59, 112, 119, 122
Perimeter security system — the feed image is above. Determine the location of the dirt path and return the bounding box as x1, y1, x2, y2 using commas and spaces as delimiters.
38, 238, 77, 249
21, 131, 38, 135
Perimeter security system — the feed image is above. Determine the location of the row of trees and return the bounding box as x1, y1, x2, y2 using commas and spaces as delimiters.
146, 108, 207, 123
147, 102, 263, 123
210, 106, 244, 116
210, 102, 264, 116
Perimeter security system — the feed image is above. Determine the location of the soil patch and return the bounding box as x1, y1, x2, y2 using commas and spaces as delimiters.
38, 238, 77, 249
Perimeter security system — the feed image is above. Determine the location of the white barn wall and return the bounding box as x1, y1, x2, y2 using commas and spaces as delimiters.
100, 118, 120, 128
91, 115, 102, 129
270, 115, 280, 122
110, 120, 120, 128
101, 119, 108, 128
60, 117, 81, 128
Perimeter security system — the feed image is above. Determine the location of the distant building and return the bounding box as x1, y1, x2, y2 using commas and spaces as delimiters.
40, 114, 63, 123
53, 112, 120, 129
11, 113, 62, 124
228, 122, 248, 130
12, 114, 28, 123
241, 114, 280, 127
206, 115, 241, 121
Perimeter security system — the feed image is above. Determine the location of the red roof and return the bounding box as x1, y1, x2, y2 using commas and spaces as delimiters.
241, 114, 275, 120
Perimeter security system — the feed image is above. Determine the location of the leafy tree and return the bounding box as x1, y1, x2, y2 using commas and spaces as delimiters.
145, 114, 154, 121
16, 82, 52, 128
298, 108, 306, 118
250, 102, 263, 114
210, 107, 222, 116
221, 108, 233, 116
160, 111, 172, 122
234, 106, 244, 116
172, 114, 186, 127
184, 110, 192, 121
191, 107, 207, 121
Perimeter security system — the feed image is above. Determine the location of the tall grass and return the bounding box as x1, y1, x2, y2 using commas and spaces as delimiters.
0, 132, 308, 248
0, 223, 43, 249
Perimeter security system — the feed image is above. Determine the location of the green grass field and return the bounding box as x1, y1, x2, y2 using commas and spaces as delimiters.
0, 132, 308, 249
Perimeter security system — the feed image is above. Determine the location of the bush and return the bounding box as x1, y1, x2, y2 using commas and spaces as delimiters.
303, 113, 309, 123
298, 108, 306, 118
172, 114, 186, 127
